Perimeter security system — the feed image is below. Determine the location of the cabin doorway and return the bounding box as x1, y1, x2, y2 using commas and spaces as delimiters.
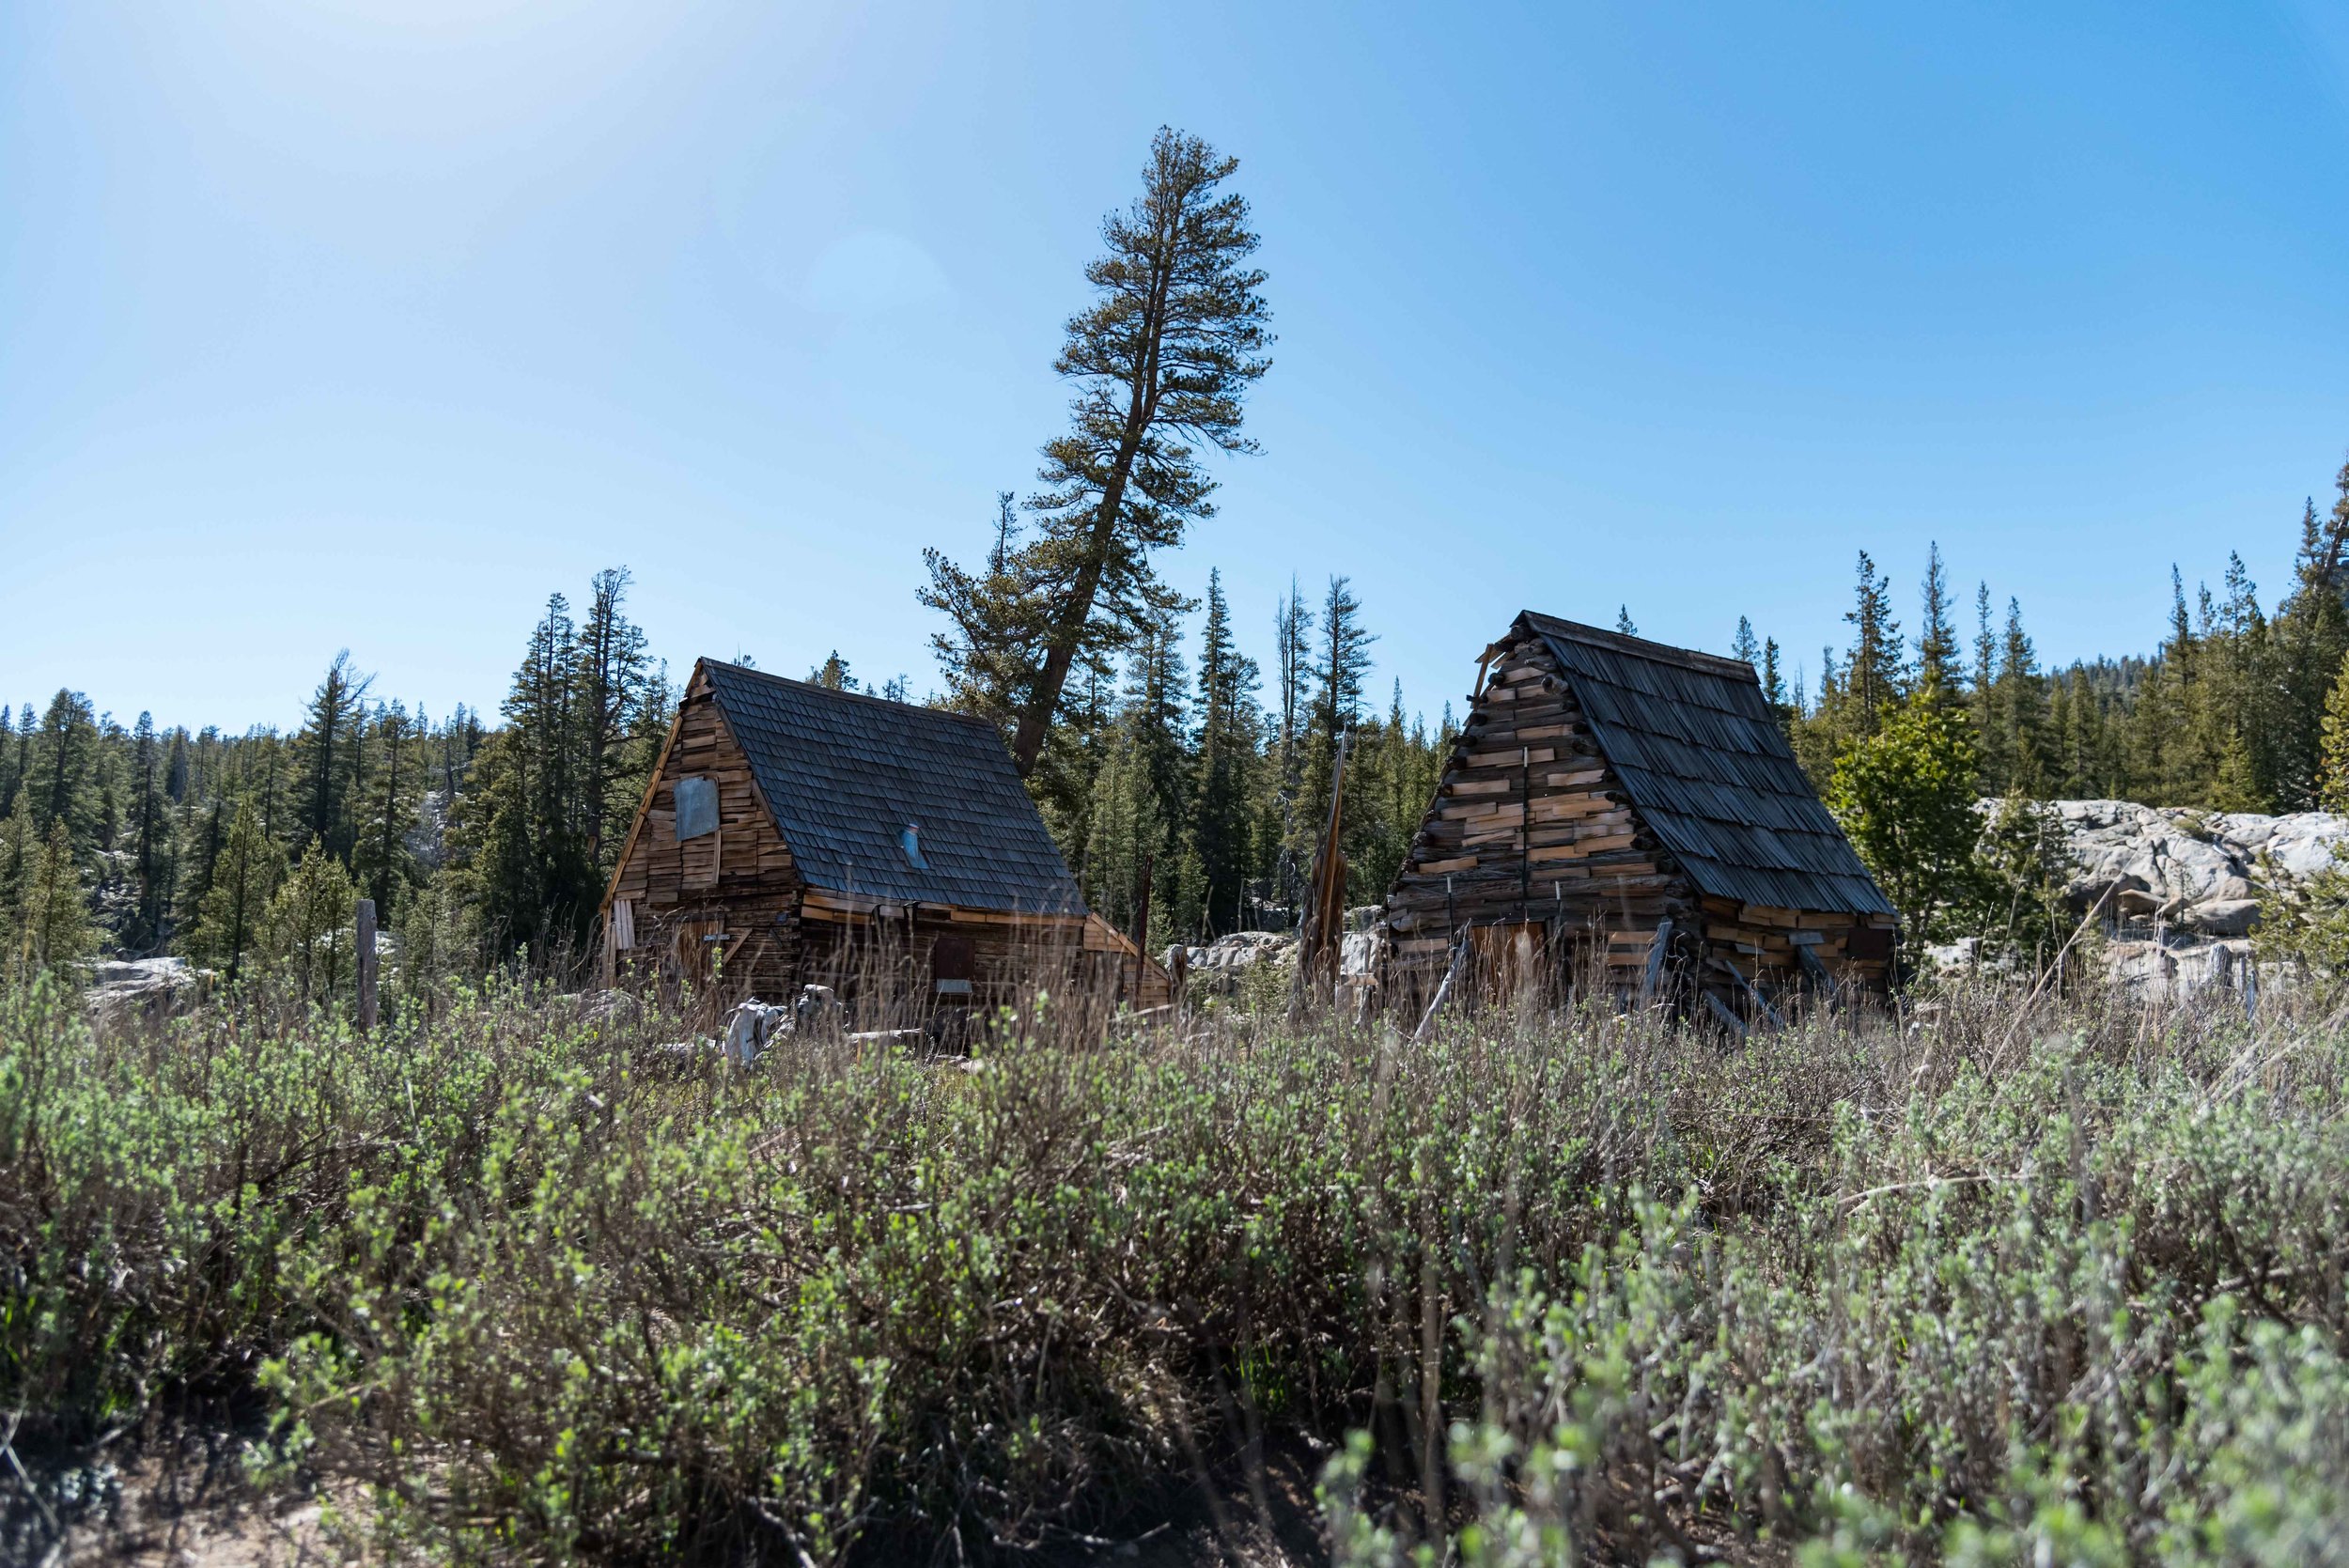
673, 916, 736, 996
931, 935, 975, 1002
1470, 922, 1548, 1004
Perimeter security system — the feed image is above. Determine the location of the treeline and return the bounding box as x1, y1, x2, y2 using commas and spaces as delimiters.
1724, 455, 2349, 948
0, 569, 670, 997
1023, 567, 1450, 944
1776, 462, 2349, 813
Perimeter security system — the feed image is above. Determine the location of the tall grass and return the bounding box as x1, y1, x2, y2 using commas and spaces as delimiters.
5, 967, 2347, 1562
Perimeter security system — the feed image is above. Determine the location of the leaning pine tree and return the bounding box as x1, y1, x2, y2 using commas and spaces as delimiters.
924, 126, 1271, 808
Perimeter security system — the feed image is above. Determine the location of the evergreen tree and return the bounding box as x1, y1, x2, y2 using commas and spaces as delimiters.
1616, 606, 1639, 637
291, 653, 371, 862
1299, 575, 1376, 866
2271, 493, 2349, 807
575, 567, 653, 873
1995, 597, 2047, 795
10, 819, 95, 984
457, 595, 599, 961
1354, 680, 1439, 906
1184, 570, 1259, 937
1916, 542, 1963, 703
164, 726, 190, 804
193, 799, 281, 982
0, 704, 32, 821
1081, 715, 1166, 939
269, 838, 357, 1002
0, 799, 36, 987
1968, 581, 2002, 786
1731, 617, 1760, 668
1760, 638, 1793, 738
2317, 651, 2349, 815
179, 799, 226, 937
353, 701, 422, 916
128, 710, 169, 950
995, 128, 1271, 781
1265, 579, 1314, 916
30, 691, 101, 849
444, 576, 660, 966
920, 490, 1046, 735
397, 864, 480, 1010
1840, 551, 1904, 729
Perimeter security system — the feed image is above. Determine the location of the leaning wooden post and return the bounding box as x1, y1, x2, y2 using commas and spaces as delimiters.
355, 897, 380, 1032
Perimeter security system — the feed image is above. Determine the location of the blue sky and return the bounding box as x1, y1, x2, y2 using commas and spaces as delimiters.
6, 2, 2349, 733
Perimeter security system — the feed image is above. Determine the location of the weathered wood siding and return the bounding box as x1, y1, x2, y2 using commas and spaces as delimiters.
603, 666, 1170, 1011
1384, 635, 1694, 1001
1383, 631, 1894, 1014
605, 667, 802, 1000
1696, 897, 1895, 999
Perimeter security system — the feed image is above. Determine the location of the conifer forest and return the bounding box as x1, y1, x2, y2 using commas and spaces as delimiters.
8, 467, 2349, 982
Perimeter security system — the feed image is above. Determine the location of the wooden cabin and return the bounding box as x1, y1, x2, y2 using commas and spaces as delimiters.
601, 659, 1166, 1015
1381, 613, 1897, 1026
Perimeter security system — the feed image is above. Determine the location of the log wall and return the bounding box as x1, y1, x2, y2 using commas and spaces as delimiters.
1383, 636, 1696, 1005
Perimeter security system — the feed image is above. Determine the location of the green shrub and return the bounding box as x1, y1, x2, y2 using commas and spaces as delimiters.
9, 971, 2349, 1562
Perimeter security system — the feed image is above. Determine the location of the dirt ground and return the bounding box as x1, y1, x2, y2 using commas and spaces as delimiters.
5, 1415, 351, 1568
4, 1420, 1338, 1568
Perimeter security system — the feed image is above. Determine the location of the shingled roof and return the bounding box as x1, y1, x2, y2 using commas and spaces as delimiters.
1514, 612, 1893, 917
698, 660, 1086, 915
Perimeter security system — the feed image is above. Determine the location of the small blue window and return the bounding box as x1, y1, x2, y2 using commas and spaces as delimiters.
675, 776, 718, 841
900, 823, 926, 869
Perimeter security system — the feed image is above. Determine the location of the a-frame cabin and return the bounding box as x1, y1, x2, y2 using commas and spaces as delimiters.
601, 659, 1166, 1014
1381, 613, 1897, 1024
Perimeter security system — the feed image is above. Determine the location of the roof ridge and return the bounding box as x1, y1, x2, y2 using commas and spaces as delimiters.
1516, 612, 1759, 683
696, 658, 993, 725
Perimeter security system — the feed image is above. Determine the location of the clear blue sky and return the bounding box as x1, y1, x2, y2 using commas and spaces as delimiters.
7, 2, 2349, 733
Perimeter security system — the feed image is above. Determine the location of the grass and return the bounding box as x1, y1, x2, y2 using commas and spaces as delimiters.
4, 967, 2348, 1563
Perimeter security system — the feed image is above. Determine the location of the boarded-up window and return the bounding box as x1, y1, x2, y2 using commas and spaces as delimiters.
932, 935, 975, 997
675, 776, 718, 841
1845, 925, 1895, 964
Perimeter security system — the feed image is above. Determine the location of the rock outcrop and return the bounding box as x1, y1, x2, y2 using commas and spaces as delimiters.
2045, 800, 2349, 929
1174, 908, 1386, 997
1936, 800, 2349, 998
83, 956, 205, 1018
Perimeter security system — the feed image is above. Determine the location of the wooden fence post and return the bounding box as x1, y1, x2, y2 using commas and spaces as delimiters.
356, 897, 379, 1032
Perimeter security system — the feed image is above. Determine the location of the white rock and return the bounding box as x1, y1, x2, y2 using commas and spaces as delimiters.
2177, 898, 2261, 938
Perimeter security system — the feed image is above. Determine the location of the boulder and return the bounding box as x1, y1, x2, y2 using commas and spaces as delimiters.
2040, 799, 2349, 917
1174, 930, 1304, 997
83, 956, 202, 1018
2177, 898, 2261, 939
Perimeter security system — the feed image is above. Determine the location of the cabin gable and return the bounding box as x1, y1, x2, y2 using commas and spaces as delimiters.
1385, 634, 1696, 996
605, 665, 803, 997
